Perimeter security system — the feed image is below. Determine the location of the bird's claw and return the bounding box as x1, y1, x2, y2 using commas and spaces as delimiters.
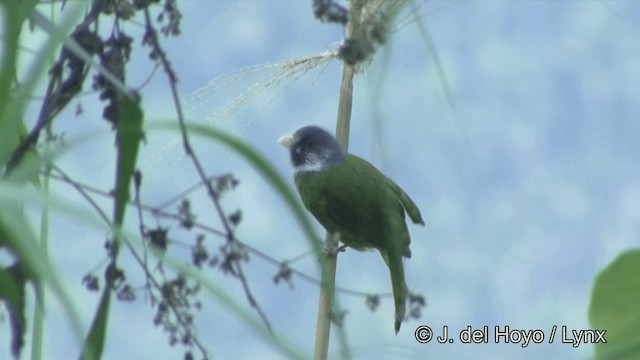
322, 244, 347, 257
321, 232, 346, 258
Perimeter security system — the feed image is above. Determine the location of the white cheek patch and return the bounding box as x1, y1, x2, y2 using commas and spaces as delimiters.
293, 151, 330, 173
294, 161, 326, 173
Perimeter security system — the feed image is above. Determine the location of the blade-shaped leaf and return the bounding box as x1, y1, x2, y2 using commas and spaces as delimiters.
80, 94, 143, 360
589, 249, 640, 359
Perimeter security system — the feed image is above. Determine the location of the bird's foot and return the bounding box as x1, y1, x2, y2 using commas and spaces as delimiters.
320, 232, 345, 258
322, 244, 347, 257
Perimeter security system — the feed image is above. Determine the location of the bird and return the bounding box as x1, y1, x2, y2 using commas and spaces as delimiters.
277, 125, 425, 333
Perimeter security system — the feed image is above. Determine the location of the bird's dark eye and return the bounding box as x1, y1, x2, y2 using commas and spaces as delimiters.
303, 138, 317, 148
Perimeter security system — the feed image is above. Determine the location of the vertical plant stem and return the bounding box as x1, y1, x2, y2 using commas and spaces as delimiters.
313, 1, 363, 359
31, 4, 56, 359
33, 136, 53, 360
32, 166, 49, 360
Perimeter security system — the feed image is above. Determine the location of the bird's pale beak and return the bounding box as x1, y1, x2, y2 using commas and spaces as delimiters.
277, 133, 294, 148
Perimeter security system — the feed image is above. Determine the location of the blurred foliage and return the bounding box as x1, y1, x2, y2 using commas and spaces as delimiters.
0, 1, 322, 358
589, 249, 640, 360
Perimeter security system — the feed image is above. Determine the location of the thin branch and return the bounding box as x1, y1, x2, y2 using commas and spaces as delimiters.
50, 165, 112, 225
314, 0, 363, 358
153, 174, 232, 210
48, 171, 227, 238
141, 7, 274, 335
4, 5, 136, 176
50, 165, 210, 357
29, 9, 134, 98
47, 171, 384, 299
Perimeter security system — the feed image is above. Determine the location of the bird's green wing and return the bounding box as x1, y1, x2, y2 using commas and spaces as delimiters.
294, 154, 422, 333
383, 175, 425, 225
295, 170, 376, 250
294, 155, 400, 251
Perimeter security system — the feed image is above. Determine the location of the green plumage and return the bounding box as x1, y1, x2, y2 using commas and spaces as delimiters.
294, 154, 424, 333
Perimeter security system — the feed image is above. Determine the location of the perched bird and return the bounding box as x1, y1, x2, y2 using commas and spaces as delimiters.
278, 125, 425, 333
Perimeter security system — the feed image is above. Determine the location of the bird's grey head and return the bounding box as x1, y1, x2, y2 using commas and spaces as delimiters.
277, 125, 345, 173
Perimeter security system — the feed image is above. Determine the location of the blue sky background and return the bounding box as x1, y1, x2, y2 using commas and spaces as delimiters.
2, 1, 640, 359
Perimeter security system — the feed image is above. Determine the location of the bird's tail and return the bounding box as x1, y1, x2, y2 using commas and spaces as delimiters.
382, 249, 407, 334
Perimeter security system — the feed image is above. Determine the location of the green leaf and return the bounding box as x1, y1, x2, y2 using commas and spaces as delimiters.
0, 0, 31, 167
1, 3, 85, 170
589, 249, 640, 359
80, 94, 143, 360
0, 264, 27, 358
113, 94, 144, 225
0, 180, 101, 347
0, 197, 83, 359
153, 121, 323, 254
